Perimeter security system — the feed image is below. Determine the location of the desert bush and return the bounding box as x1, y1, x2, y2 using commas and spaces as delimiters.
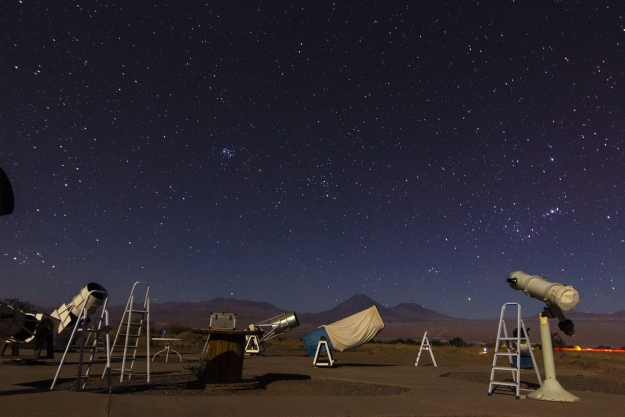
449, 337, 467, 347
185, 356, 208, 382
167, 323, 192, 335
1, 298, 35, 312
551, 332, 568, 348
387, 338, 419, 345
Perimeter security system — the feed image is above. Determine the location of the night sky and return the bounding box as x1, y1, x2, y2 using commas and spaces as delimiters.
1, 1, 623, 319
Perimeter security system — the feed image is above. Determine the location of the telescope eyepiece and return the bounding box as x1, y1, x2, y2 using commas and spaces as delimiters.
558, 319, 575, 337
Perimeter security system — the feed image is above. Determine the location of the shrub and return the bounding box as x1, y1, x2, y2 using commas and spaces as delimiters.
449, 337, 467, 347
185, 356, 208, 382
167, 323, 192, 335
1, 298, 35, 312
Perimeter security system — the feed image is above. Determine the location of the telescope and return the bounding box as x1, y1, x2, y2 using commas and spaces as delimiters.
506, 270, 580, 402
507, 270, 578, 336
245, 312, 299, 354
51, 283, 108, 343
0, 302, 59, 360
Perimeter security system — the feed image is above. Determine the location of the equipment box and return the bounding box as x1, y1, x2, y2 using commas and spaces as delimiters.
209, 312, 236, 329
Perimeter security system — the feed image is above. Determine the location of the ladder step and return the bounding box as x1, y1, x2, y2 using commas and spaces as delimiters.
110, 353, 136, 358
63, 360, 94, 365
68, 346, 99, 351
494, 352, 517, 357
492, 366, 518, 371
489, 381, 518, 387
56, 374, 92, 380
128, 309, 148, 314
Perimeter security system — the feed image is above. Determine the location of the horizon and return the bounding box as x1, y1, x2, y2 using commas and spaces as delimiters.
17, 291, 623, 320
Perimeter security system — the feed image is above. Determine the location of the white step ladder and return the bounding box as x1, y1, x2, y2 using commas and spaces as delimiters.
415, 331, 437, 367
50, 289, 111, 392
488, 303, 542, 399
107, 282, 150, 382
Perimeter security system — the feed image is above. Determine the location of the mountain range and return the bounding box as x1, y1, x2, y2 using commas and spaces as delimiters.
103, 293, 625, 348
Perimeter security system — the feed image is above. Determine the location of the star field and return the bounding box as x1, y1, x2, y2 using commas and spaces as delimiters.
1, 1, 624, 318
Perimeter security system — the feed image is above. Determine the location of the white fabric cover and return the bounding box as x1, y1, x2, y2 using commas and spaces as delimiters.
323, 305, 385, 351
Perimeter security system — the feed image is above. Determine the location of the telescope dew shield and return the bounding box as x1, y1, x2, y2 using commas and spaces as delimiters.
508, 271, 579, 311
272, 311, 299, 332
258, 312, 299, 342
68, 283, 107, 324
52, 283, 108, 332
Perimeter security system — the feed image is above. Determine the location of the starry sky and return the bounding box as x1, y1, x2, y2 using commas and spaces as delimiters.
1, 1, 623, 319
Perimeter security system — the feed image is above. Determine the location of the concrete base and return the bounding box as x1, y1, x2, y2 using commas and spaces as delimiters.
527, 378, 580, 402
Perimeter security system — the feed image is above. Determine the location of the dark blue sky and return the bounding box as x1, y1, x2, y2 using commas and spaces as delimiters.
1, 1, 623, 318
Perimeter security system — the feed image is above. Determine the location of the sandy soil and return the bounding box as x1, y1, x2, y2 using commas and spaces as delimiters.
52, 339, 625, 397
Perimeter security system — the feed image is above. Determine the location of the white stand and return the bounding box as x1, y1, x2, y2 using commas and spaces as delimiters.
415, 331, 437, 367
313, 338, 334, 367
527, 314, 579, 402
245, 334, 260, 355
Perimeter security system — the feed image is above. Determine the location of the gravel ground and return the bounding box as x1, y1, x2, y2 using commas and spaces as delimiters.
54, 372, 410, 396
55, 369, 625, 397
442, 371, 625, 396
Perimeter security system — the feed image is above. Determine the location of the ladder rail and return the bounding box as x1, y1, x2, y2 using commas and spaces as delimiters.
106, 281, 150, 383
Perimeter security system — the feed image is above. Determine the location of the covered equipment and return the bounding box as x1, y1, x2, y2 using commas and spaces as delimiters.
302, 305, 384, 357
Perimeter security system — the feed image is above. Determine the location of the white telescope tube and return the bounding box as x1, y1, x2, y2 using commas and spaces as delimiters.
508, 271, 579, 311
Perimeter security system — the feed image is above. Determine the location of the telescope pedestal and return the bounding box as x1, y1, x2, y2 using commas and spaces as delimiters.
527, 314, 579, 402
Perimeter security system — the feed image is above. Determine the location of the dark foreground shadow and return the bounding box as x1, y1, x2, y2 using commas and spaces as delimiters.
0, 380, 53, 397
255, 373, 310, 389
333, 363, 395, 368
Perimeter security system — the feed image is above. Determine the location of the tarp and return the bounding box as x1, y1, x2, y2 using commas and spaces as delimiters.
324, 305, 385, 352
301, 326, 332, 357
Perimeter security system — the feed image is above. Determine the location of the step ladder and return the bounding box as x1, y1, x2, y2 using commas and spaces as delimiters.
488, 303, 542, 399
107, 282, 150, 383
415, 331, 437, 367
50, 289, 112, 392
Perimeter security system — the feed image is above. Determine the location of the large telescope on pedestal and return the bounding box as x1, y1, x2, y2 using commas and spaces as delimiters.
507, 270, 580, 402
507, 270, 579, 336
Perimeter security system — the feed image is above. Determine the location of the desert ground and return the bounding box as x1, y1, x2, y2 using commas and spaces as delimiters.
3, 336, 625, 417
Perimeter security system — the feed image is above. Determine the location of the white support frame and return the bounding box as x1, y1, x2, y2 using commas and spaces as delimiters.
312, 338, 334, 367
245, 334, 260, 355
